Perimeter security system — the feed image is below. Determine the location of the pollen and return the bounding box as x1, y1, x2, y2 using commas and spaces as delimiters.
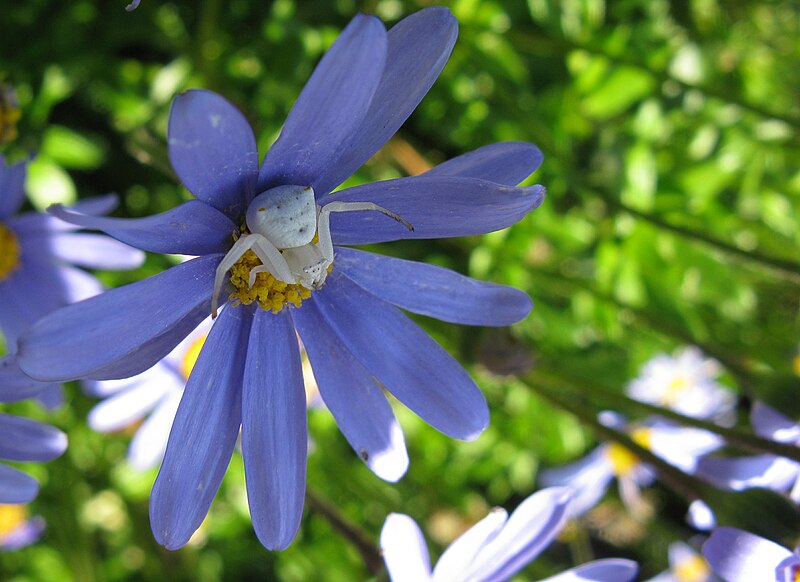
606, 428, 652, 477
673, 554, 710, 582
180, 334, 208, 380
0, 223, 21, 281
0, 504, 27, 539
227, 250, 312, 314
663, 375, 689, 405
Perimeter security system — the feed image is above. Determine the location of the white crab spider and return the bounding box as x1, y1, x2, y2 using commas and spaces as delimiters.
211, 184, 413, 317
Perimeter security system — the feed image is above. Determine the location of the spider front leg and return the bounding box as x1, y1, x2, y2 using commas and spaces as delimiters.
248, 236, 296, 288
316, 201, 414, 263
212, 234, 264, 318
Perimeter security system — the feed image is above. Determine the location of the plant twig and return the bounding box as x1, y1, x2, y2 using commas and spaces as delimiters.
305, 488, 384, 578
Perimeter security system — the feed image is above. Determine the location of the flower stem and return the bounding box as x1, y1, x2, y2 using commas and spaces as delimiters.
528, 378, 712, 502
305, 488, 384, 578
535, 371, 800, 463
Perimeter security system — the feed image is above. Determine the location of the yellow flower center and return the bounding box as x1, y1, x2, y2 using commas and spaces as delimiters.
606, 428, 652, 477
0, 504, 27, 539
663, 375, 689, 405
227, 249, 313, 314
0, 223, 21, 281
673, 554, 710, 582
792, 353, 800, 377
180, 334, 208, 380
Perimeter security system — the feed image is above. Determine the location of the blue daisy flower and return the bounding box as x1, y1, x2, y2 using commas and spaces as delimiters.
0, 154, 145, 406
0, 504, 45, 551
0, 410, 66, 504
380, 487, 638, 582
18, 7, 544, 550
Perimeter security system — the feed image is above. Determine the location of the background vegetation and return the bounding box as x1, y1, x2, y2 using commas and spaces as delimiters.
1, 0, 799, 579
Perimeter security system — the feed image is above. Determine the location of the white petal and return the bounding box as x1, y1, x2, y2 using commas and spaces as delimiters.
380, 514, 433, 582
432, 508, 507, 582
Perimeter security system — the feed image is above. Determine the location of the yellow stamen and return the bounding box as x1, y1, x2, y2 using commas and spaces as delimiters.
180, 334, 208, 380
0, 223, 21, 281
606, 428, 652, 477
792, 353, 800, 377
228, 250, 312, 314
663, 375, 690, 405
673, 554, 710, 582
0, 504, 27, 538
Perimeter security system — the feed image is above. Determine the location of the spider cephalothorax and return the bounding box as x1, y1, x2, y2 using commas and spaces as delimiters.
211, 184, 412, 317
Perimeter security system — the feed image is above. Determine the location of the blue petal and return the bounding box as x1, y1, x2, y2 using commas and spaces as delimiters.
242, 309, 307, 550
0, 256, 70, 347
424, 142, 544, 186
0, 465, 39, 504
335, 247, 531, 326
47, 200, 235, 255
0, 413, 67, 462
751, 401, 800, 442
0, 356, 49, 402
21, 232, 144, 270
36, 384, 65, 410
54, 264, 104, 303
537, 447, 615, 518
322, 176, 545, 245
312, 271, 488, 440
702, 527, 791, 582
314, 7, 458, 196
468, 487, 572, 581
539, 559, 639, 582
168, 90, 259, 218
259, 15, 387, 194
0, 155, 26, 220
150, 305, 251, 550
696, 454, 799, 492
17, 255, 220, 381
0, 515, 45, 550
292, 301, 408, 482
10, 194, 120, 235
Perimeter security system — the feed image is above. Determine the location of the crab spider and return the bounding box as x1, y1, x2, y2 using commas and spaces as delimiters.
211, 185, 413, 317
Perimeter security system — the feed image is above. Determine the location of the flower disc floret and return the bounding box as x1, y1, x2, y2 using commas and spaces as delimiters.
605, 427, 652, 477
228, 248, 313, 314
0, 223, 21, 281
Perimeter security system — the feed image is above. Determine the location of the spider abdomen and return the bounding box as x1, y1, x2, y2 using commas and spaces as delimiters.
246, 185, 317, 249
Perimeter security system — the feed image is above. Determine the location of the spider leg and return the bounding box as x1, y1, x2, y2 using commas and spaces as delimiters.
252, 236, 295, 284
319, 200, 414, 233
212, 234, 262, 319
315, 205, 335, 265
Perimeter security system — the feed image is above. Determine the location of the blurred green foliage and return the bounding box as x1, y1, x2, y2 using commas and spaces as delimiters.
1, 0, 799, 580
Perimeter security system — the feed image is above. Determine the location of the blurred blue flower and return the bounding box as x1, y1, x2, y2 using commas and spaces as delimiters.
645, 541, 719, 582
696, 401, 800, 502
0, 154, 144, 406
539, 414, 723, 519
0, 504, 45, 551
626, 347, 736, 425
18, 7, 544, 550
0, 409, 66, 504
702, 527, 800, 582
380, 487, 638, 582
